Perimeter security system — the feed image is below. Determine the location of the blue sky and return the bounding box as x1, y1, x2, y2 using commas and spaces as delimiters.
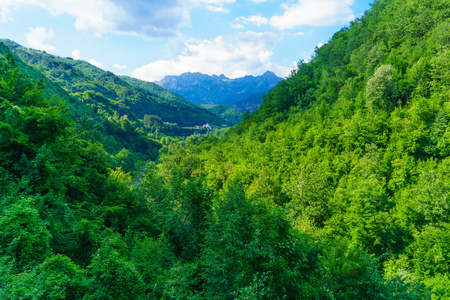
0, 0, 373, 81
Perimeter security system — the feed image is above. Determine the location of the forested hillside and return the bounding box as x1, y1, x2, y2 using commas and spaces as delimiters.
184, 0, 450, 297
1, 0, 449, 298
3, 39, 228, 128
1, 40, 232, 171
0, 41, 165, 172
200, 104, 244, 125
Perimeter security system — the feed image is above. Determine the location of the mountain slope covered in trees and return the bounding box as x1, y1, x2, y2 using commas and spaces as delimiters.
1, 39, 232, 170
0, 41, 164, 169
2, 39, 228, 128
1, 0, 449, 298
182, 0, 450, 297
200, 104, 244, 125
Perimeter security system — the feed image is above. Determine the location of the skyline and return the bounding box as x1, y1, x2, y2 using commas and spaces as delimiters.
0, 0, 373, 82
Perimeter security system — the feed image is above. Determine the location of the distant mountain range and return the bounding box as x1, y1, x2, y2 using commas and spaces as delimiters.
156, 71, 283, 111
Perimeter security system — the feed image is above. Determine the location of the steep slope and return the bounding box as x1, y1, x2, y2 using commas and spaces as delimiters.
0, 41, 161, 165
0, 42, 69, 101
2, 39, 228, 127
0, 54, 165, 298
199, 104, 243, 125
157, 71, 282, 106
158, 0, 450, 297
232, 91, 266, 112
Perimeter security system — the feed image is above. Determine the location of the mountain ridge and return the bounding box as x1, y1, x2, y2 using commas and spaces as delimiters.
1, 39, 229, 128
156, 70, 282, 108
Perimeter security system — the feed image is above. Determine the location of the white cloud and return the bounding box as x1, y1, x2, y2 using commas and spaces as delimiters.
205, 5, 230, 12
26, 26, 56, 51
3, 0, 193, 38
1, 7, 13, 23
113, 64, 127, 69
233, 15, 269, 28
72, 49, 81, 60
197, 0, 235, 3
300, 47, 317, 62
270, 0, 355, 29
250, 0, 267, 2
88, 59, 103, 68
247, 15, 269, 26
232, 23, 244, 29
196, 0, 235, 5
196, 0, 235, 13
132, 31, 289, 82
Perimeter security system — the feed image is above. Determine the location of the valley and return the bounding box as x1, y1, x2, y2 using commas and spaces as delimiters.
1, 0, 450, 298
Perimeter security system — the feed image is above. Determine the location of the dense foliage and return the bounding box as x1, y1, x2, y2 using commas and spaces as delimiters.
1, 0, 449, 298
183, 0, 449, 297
0, 40, 234, 170
200, 104, 243, 125
0, 41, 163, 168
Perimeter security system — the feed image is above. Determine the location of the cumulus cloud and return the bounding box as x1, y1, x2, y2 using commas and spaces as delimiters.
298, 42, 327, 62
232, 23, 244, 30
89, 59, 103, 68
205, 5, 229, 12
3, 0, 192, 38
270, 0, 355, 29
194, 0, 235, 12
132, 31, 289, 82
72, 49, 81, 60
197, 0, 235, 3
1, 7, 13, 23
26, 26, 56, 51
233, 15, 269, 28
110, 0, 192, 37
113, 64, 127, 69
